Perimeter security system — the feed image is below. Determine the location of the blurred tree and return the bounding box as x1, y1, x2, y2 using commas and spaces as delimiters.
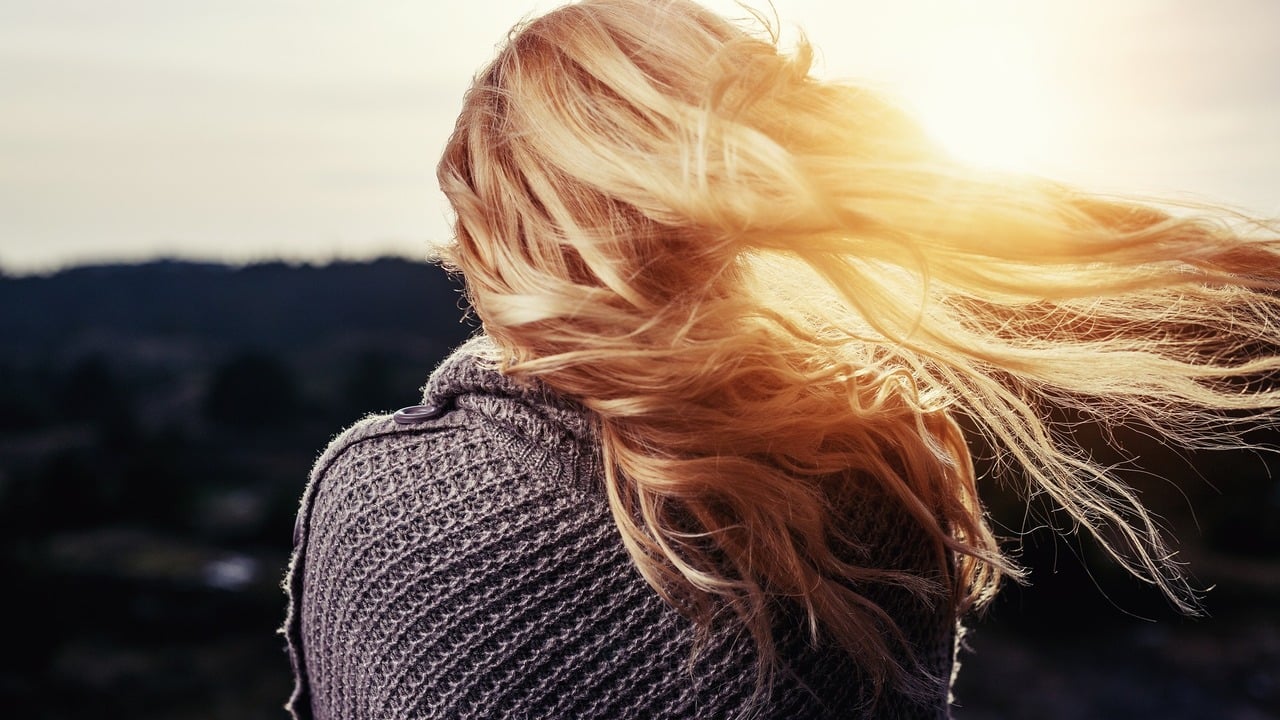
117, 429, 197, 532
203, 352, 302, 429
57, 355, 122, 419
56, 354, 140, 447
338, 350, 401, 420
0, 361, 54, 430
29, 449, 105, 532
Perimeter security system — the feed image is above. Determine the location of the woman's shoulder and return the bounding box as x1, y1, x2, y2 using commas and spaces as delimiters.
284, 357, 623, 719
314, 409, 562, 525
298, 387, 600, 563
307, 403, 513, 498
302, 334, 599, 518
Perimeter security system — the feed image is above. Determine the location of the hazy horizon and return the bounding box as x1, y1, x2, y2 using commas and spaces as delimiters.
4, 0, 1278, 275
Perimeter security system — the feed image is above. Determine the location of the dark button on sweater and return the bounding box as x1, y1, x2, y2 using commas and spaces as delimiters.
392, 403, 443, 425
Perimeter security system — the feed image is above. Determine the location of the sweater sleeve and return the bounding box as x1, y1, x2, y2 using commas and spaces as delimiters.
282, 414, 408, 720
284, 411, 673, 719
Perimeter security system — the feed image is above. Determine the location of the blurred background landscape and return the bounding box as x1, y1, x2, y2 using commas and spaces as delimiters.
0, 258, 1276, 719
0, 259, 473, 719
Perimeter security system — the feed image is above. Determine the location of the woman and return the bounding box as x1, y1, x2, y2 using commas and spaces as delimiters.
283, 1, 1280, 717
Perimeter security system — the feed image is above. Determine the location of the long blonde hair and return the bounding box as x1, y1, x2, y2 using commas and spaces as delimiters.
436, 0, 1280, 697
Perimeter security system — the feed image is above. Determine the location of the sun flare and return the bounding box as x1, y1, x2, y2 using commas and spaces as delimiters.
903, 23, 1064, 173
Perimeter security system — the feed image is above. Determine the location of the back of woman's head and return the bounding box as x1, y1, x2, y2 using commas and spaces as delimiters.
437, 0, 935, 355
437, 0, 1280, 702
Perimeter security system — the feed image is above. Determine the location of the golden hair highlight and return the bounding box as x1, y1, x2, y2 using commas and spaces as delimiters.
437, 0, 1280, 701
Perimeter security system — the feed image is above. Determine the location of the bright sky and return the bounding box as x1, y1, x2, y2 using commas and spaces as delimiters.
2, 0, 1278, 274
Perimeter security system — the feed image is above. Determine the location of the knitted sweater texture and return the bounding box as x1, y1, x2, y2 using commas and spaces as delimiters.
283, 337, 958, 719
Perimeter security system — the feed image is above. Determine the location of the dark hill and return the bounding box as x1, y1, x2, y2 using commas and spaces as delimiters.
0, 258, 474, 358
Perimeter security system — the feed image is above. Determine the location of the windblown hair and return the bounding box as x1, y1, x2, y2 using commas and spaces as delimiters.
436, 0, 1280, 698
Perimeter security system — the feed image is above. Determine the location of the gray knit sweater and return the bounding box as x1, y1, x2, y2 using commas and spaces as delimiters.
283, 336, 958, 719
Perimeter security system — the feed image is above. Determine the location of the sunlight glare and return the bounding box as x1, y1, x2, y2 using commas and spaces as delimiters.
905, 23, 1064, 173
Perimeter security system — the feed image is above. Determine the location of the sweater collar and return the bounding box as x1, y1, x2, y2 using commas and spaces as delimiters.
421, 335, 602, 484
